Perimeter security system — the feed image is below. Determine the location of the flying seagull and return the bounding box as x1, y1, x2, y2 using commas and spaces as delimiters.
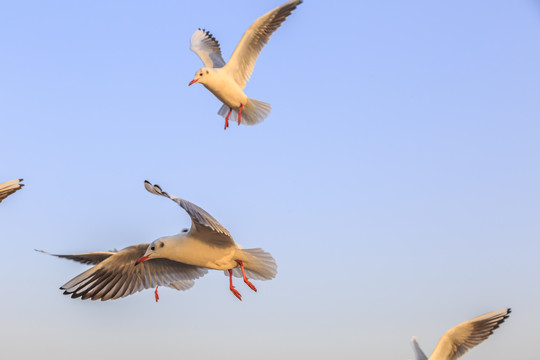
0, 179, 24, 203
137, 180, 277, 301
189, 0, 302, 129
410, 308, 511, 360
39, 180, 276, 301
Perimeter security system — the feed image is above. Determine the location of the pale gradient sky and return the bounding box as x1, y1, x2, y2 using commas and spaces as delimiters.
1, 1, 539, 359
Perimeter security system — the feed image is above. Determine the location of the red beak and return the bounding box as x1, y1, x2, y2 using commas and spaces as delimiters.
188, 79, 198, 86
135, 254, 150, 265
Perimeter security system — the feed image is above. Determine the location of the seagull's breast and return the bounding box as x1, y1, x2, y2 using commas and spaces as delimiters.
204, 70, 248, 109
169, 236, 237, 270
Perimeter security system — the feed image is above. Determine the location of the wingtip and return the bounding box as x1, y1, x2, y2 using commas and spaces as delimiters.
144, 180, 171, 198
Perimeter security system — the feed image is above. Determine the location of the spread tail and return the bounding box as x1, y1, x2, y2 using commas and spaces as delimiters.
218, 98, 271, 126
225, 248, 277, 281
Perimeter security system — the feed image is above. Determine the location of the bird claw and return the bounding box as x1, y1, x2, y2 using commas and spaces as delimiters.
154, 286, 160, 302
230, 286, 242, 301
244, 280, 257, 292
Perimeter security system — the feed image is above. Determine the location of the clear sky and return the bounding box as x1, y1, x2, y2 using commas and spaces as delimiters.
1, 1, 539, 359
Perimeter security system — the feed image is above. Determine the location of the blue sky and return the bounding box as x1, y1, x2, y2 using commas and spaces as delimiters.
1, 1, 539, 359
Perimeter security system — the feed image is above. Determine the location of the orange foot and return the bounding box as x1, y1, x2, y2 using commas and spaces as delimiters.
228, 269, 242, 300
154, 286, 160, 302
238, 103, 244, 125
224, 107, 232, 130
235, 259, 257, 292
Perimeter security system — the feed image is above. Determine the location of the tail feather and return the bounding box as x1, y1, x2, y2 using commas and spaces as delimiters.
217, 98, 271, 126
225, 248, 277, 281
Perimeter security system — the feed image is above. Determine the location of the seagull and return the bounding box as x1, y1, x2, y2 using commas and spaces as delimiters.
0, 179, 24, 203
137, 180, 277, 301
39, 180, 276, 302
410, 308, 511, 360
36, 246, 204, 302
188, 0, 302, 130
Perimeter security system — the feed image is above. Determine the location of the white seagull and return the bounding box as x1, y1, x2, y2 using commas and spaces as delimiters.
137, 180, 277, 301
410, 308, 511, 360
39, 180, 276, 302
188, 0, 302, 129
0, 179, 24, 203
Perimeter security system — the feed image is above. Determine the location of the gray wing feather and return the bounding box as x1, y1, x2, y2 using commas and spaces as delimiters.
35, 249, 115, 265
225, 0, 302, 89
410, 337, 428, 360
59, 244, 207, 301
0, 179, 24, 203
190, 29, 226, 68
144, 180, 234, 247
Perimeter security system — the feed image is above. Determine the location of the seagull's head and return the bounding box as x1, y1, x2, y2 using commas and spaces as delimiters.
189, 68, 211, 86
135, 237, 171, 265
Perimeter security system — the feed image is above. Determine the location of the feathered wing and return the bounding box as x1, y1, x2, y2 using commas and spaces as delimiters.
410, 337, 428, 360
167, 280, 195, 291
144, 180, 234, 248
35, 249, 115, 265
190, 29, 226, 68
429, 308, 511, 360
224, 0, 302, 89
59, 244, 208, 301
0, 179, 24, 203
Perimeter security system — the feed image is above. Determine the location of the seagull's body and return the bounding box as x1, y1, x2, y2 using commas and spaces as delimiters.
0, 179, 24, 203
189, 0, 302, 129
39, 180, 276, 301
410, 308, 511, 360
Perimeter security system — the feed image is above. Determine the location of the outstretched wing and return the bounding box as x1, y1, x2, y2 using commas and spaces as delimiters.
224, 0, 302, 89
60, 243, 208, 301
190, 29, 226, 68
410, 337, 428, 360
0, 179, 24, 203
36, 249, 115, 265
144, 180, 234, 248
430, 308, 511, 360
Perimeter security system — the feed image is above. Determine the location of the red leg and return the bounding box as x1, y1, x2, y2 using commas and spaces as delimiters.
238, 104, 243, 125
228, 269, 242, 301
235, 260, 257, 292
224, 108, 232, 130
154, 286, 159, 302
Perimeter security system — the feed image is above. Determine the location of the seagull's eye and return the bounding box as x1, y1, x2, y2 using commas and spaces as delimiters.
150, 246, 155, 251
199, 73, 203, 76
160, 243, 164, 248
